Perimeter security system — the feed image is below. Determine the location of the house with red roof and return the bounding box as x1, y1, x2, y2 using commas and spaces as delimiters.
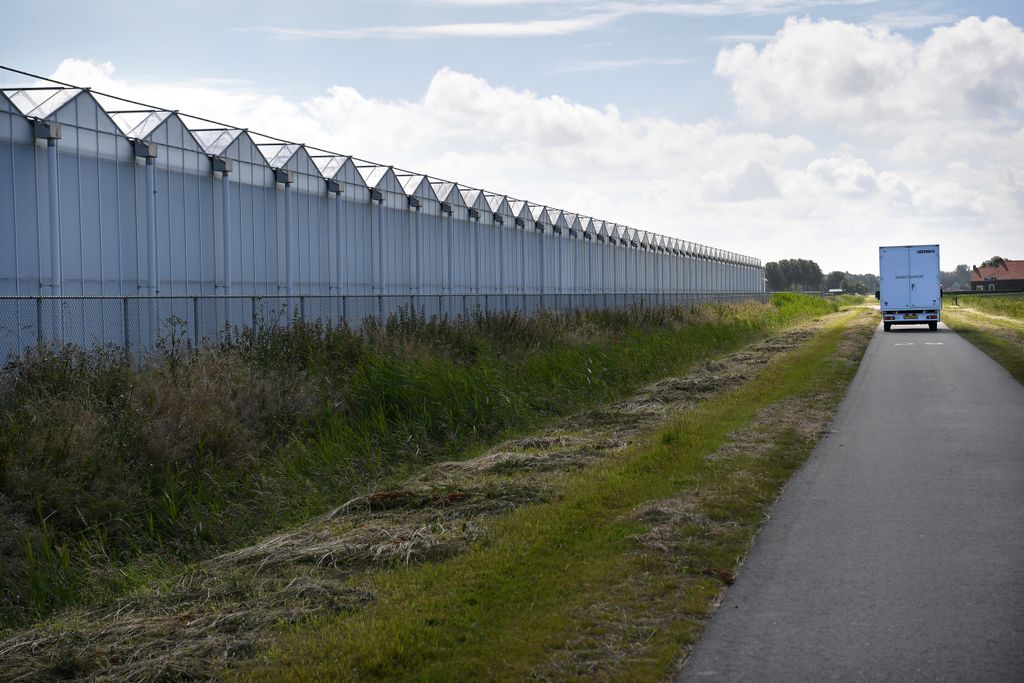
970, 260, 1024, 291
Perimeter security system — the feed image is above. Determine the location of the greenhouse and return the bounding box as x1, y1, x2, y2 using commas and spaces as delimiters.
0, 67, 765, 358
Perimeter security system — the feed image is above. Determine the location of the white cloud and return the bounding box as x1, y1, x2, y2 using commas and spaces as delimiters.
866, 12, 959, 30
715, 16, 1024, 128
707, 15, 1024, 269
241, 13, 618, 40
808, 153, 880, 196
240, 1, 886, 42
703, 161, 781, 201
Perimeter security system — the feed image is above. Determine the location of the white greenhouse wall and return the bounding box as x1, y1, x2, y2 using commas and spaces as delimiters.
1, 83, 767, 359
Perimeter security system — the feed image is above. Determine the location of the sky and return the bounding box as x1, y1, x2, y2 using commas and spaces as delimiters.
2, 0, 1023, 274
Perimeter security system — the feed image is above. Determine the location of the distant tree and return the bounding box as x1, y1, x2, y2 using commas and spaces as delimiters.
941, 264, 972, 290
765, 262, 785, 291
825, 271, 846, 290
980, 256, 1007, 268
794, 259, 824, 290
837, 272, 878, 295
764, 259, 824, 291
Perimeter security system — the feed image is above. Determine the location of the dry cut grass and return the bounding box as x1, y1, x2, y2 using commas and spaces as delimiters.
0, 313, 849, 681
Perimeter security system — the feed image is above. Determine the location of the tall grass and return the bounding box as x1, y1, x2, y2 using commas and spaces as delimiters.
0, 296, 836, 625
954, 293, 1024, 320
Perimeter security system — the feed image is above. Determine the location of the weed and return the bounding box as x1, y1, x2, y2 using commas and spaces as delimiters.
0, 295, 834, 625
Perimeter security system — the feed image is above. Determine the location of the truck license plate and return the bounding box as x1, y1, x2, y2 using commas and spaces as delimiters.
904, 314, 917, 319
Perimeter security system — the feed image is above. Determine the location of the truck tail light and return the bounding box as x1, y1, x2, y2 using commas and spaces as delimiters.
883, 315, 895, 320
927, 315, 937, 319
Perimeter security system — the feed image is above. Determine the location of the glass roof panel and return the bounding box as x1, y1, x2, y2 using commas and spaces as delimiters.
191, 128, 242, 155
313, 155, 346, 177
395, 172, 426, 196
460, 188, 485, 208
33, 88, 79, 117
257, 143, 299, 167
508, 199, 529, 217
110, 111, 148, 135
528, 204, 548, 222
429, 179, 458, 202
355, 163, 389, 187
110, 110, 171, 138
483, 192, 508, 213
7, 88, 81, 117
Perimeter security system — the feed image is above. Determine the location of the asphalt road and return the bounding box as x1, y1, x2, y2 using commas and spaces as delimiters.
678, 322, 1024, 682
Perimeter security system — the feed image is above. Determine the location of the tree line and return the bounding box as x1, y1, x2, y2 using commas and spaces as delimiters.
766, 256, 1008, 294
764, 259, 878, 294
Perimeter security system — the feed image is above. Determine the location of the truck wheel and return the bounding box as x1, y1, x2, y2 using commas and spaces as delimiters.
929, 322, 937, 331
884, 322, 891, 332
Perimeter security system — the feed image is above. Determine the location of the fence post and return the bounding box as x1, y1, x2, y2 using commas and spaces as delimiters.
300, 295, 306, 325
192, 296, 199, 349
342, 295, 347, 327
251, 297, 257, 335
122, 297, 130, 352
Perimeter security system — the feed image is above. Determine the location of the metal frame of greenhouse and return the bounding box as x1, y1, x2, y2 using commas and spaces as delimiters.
0, 65, 765, 359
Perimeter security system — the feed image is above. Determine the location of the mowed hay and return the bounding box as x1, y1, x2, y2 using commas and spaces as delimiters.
0, 320, 832, 681
0, 558, 373, 683
533, 315, 877, 680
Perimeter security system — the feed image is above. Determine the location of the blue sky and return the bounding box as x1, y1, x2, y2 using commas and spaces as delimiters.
3, 0, 1023, 274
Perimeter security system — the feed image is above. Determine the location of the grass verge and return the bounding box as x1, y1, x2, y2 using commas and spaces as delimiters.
239, 308, 876, 681
949, 293, 1024, 320
943, 306, 1024, 384
0, 295, 836, 626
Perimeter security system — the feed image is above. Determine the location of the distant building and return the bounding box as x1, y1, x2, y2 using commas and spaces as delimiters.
970, 260, 1024, 291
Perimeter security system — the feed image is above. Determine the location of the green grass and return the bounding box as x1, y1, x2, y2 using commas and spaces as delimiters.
951, 293, 1024, 319
240, 309, 873, 681
832, 293, 869, 308
0, 295, 838, 626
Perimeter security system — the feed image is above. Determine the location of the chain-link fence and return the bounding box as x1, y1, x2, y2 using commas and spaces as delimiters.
0, 292, 768, 361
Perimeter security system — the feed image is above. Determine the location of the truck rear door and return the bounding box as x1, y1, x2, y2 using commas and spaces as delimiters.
908, 246, 940, 309
879, 247, 911, 309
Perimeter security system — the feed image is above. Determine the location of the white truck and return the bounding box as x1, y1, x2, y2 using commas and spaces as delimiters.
878, 245, 942, 332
